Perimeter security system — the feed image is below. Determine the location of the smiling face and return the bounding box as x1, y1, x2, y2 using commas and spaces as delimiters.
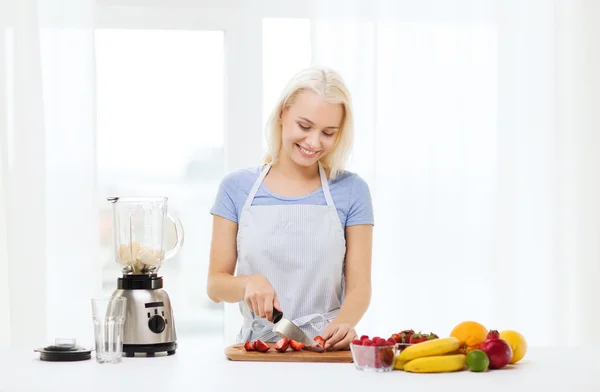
279, 89, 345, 169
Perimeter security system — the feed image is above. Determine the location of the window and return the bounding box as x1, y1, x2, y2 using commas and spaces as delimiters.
95, 28, 225, 337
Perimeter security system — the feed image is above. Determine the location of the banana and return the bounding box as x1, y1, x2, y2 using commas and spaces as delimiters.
393, 357, 408, 370
398, 336, 461, 362
403, 354, 466, 373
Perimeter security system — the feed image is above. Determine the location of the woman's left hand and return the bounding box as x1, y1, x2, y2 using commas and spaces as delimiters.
321, 323, 357, 351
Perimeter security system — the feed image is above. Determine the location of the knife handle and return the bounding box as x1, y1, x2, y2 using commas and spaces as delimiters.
272, 308, 283, 324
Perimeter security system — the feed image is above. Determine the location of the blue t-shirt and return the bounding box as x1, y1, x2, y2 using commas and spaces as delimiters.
210, 166, 374, 228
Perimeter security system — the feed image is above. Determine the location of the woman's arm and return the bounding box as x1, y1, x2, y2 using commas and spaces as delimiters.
206, 215, 247, 303
206, 215, 281, 321
322, 223, 373, 349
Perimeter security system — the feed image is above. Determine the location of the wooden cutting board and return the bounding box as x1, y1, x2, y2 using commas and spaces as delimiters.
224, 343, 353, 363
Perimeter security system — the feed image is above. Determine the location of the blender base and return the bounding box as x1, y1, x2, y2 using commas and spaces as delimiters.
123, 342, 177, 357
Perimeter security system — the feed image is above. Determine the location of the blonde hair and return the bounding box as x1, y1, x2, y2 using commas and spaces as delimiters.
263, 66, 354, 180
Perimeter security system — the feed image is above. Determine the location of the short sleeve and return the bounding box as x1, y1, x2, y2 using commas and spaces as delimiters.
210, 172, 239, 223
345, 174, 374, 227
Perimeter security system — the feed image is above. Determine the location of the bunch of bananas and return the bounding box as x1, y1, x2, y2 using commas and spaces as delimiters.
394, 337, 466, 373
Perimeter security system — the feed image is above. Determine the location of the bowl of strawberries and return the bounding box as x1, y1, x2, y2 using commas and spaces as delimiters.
350, 335, 398, 372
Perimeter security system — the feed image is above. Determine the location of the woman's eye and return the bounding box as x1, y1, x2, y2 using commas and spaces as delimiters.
323, 132, 334, 137
298, 124, 310, 130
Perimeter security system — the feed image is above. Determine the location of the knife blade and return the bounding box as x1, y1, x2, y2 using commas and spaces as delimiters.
271, 309, 324, 352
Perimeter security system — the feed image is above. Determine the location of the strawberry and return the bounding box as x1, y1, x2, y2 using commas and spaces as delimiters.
427, 332, 439, 340
314, 336, 326, 348
252, 339, 270, 352
390, 333, 402, 343
376, 338, 389, 347
386, 337, 396, 346
375, 346, 395, 368
399, 329, 415, 344
274, 337, 289, 352
244, 341, 255, 351
289, 339, 305, 351
409, 333, 428, 344
360, 335, 369, 341
362, 339, 373, 346
352, 339, 362, 345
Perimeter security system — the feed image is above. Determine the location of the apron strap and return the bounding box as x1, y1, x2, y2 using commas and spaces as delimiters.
318, 161, 334, 207
243, 162, 334, 209
243, 163, 272, 209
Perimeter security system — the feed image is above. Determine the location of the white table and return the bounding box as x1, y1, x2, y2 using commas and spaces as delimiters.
1, 337, 599, 392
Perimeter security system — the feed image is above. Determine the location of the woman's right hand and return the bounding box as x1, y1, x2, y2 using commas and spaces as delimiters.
244, 274, 281, 322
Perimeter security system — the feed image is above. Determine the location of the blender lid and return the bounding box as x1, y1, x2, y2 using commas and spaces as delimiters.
34, 338, 93, 362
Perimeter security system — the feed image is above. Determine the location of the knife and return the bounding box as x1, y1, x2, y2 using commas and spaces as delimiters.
271, 309, 325, 352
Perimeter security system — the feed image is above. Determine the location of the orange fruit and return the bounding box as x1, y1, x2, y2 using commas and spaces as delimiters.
449, 321, 489, 354
499, 330, 527, 363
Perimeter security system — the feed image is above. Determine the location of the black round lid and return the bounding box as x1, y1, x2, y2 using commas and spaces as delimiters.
34, 339, 93, 362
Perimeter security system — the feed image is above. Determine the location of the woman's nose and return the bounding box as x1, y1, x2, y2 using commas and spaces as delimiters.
306, 130, 321, 149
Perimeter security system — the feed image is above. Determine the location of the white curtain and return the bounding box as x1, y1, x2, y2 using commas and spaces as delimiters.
0, 0, 97, 349
2, 0, 599, 349
309, 0, 600, 346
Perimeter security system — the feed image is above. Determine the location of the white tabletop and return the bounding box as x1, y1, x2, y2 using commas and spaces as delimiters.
1, 337, 599, 392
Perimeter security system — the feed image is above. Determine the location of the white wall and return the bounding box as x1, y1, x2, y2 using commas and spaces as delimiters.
0, 8, 11, 348
565, 0, 600, 339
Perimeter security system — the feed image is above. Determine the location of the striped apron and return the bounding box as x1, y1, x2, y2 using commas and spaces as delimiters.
235, 162, 347, 343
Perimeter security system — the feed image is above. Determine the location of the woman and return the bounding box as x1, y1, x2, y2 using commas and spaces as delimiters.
207, 67, 373, 350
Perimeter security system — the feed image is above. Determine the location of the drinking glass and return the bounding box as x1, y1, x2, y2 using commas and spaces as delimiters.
91, 297, 127, 364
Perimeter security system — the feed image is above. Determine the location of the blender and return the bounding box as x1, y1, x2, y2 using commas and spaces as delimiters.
107, 196, 184, 357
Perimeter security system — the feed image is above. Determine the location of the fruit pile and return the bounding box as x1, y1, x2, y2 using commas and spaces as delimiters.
243, 336, 326, 353
449, 321, 527, 372
350, 335, 397, 370
386, 321, 527, 373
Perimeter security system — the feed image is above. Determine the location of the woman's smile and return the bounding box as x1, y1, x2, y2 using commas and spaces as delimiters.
295, 143, 319, 158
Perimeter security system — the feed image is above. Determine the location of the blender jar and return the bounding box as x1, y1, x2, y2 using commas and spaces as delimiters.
108, 196, 184, 274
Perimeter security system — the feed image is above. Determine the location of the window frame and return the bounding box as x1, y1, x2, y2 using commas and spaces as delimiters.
95, 1, 277, 172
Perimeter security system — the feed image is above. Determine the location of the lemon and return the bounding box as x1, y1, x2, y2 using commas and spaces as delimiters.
466, 349, 489, 372
499, 330, 527, 364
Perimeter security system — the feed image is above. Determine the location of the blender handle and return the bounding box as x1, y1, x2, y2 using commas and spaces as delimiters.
164, 213, 184, 260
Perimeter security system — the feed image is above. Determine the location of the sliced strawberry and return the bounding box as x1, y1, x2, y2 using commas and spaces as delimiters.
289, 339, 305, 351
252, 339, 270, 352
362, 339, 373, 346
274, 337, 289, 352
351, 339, 362, 345
244, 341, 255, 351
360, 335, 369, 341
386, 337, 396, 346
314, 336, 326, 348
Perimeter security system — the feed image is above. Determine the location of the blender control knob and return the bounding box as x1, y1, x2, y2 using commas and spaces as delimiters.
148, 315, 166, 334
